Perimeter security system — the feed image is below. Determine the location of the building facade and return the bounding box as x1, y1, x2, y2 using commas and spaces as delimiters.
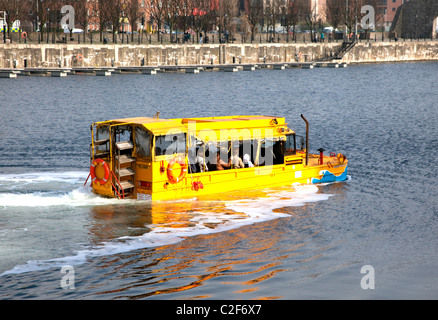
380, 0, 409, 31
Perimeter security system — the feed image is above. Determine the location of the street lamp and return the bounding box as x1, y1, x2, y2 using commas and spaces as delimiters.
36, 0, 40, 32
46, 8, 49, 44
121, 2, 125, 43
224, 14, 227, 43
159, 1, 163, 43
176, 7, 179, 44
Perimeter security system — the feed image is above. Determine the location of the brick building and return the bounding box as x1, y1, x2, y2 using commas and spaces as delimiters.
379, 0, 409, 31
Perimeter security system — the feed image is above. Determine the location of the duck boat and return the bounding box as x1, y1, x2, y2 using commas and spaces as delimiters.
85, 114, 348, 201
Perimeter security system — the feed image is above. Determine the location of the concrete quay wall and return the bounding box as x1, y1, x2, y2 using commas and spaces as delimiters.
342, 41, 438, 64
0, 41, 437, 69
0, 43, 339, 69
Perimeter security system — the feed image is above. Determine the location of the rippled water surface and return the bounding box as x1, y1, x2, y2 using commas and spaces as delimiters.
0, 62, 437, 299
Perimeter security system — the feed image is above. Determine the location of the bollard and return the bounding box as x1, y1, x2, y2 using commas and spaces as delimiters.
318, 148, 325, 165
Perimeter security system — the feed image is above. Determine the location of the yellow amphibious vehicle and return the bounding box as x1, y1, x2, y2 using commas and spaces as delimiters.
85, 114, 348, 201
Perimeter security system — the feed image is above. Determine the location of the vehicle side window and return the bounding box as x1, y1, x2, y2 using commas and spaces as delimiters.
95, 125, 109, 153
155, 133, 186, 156
259, 139, 284, 165
135, 126, 151, 157
285, 134, 296, 155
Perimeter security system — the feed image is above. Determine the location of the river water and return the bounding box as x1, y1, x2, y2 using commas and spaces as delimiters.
0, 62, 437, 300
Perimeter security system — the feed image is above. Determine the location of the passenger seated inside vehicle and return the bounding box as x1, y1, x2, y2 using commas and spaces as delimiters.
216, 149, 231, 170
206, 146, 229, 171
188, 146, 208, 173
231, 144, 244, 169
206, 147, 215, 171
188, 147, 197, 173
243, 154, 254, 167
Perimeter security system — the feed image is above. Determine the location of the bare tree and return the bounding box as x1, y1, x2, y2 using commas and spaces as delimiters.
344, 0, 378, 40
106, 0, 123, 43
91, 0, 110, 42
282, 0, 300, 42
163, 0, 181, 43
344, 0, 358, 36
125, 0, 144, 42
177, 0, 194, 38
245, 0, 264, 42
261, 0, 285, 42
25, 0, 64, 43
363, 0, 383, 37
263, 0, 274, 42
28, 0, 47, 42
73, 0, 90, 43
298, 0, 319, 41
0, 0, 31, 41
215, 0, 238, 42
326, 0, 344, 40
149, 0, 166, 42
192, 0, 211, 42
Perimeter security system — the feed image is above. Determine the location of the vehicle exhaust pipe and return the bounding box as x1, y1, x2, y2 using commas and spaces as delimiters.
301, 114, 309, 166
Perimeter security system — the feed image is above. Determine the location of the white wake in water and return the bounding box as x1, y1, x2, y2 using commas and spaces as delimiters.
0, 171, 87, 185
0, 187, 128, 207
0, 172, 332, 276
0, 171, 130, 207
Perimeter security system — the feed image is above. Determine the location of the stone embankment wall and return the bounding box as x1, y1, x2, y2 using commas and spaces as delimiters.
0, 41, 437, 69
342, 41, 438, 64
0, 43, 340, 69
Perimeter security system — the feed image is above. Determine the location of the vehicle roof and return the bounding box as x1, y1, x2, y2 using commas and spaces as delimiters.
96, 115, 295, 138
102, 117, 187, 135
